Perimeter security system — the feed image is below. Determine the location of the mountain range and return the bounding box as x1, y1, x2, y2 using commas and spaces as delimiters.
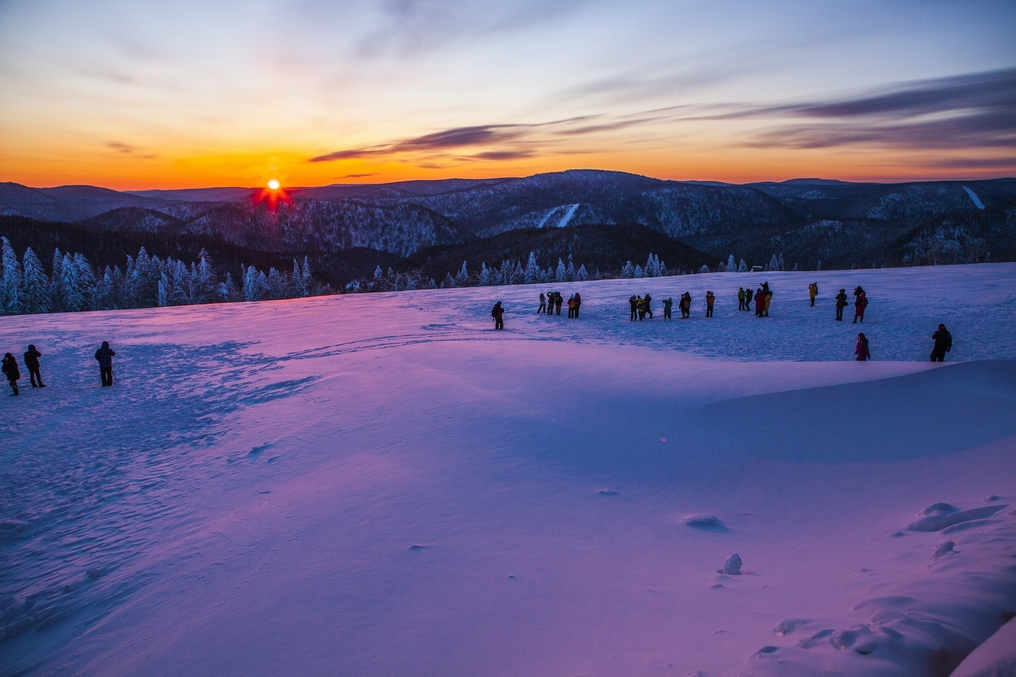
2, 170, 1014, 285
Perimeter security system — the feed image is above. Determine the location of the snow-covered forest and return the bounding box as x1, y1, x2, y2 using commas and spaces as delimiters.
0, 236, 322, 315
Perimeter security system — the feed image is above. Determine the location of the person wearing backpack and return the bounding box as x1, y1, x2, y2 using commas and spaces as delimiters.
808, 282, 818, 307
491, 301, 504, 330
852, 286, 868, 323
705, 291, 715, 317
2, 353, 20, 396
930, 324, 952, 362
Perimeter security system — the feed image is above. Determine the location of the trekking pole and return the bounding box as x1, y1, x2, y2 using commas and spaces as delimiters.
111, 368, 119, 386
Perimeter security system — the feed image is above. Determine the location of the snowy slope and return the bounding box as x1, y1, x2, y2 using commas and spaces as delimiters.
1, 264, 1015, 677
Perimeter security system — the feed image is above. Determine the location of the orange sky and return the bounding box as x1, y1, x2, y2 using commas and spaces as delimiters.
1, 1, 1013, 190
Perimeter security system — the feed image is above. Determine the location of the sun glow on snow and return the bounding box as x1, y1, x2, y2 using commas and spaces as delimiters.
267, 179, 281, 191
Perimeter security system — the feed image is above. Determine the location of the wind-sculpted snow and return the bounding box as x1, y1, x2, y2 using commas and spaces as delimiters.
0, 264, 1014, 676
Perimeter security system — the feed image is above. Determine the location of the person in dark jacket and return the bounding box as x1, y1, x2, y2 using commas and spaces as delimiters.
491, 302, 504, 330
854, 333, 871, 361
930, 324, 952, 362
662, 297, 673, 320
852, 286, 867, 323
629, 295, 638, 321
2, 353, 20, 395
754, 288, 764, 317
574, 292, 581, 318
680, 292, 692, 319
95, 341, 116, 386
554, 292, 563, 316
644, 293, 653, 319
23, 345, 44, 388
835, 289, 848, 321
537, 293, 547, 314
705, 291, 715, 317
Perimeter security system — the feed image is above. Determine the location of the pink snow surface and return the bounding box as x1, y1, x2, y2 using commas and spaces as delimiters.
1, 263, 1015, 676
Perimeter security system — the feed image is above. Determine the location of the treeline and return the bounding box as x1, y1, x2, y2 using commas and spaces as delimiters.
0, 237, 329, 316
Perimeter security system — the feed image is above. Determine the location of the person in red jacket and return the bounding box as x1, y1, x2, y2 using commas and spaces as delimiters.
854, 333, 871, 361
852, 286, 868, 323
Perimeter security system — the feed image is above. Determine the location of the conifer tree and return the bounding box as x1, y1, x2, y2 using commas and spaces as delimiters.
1, 236, 23, 315
20, 247, 50, 314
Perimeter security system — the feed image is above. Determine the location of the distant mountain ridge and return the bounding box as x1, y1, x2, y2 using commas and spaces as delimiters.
2, 170, 1015, 283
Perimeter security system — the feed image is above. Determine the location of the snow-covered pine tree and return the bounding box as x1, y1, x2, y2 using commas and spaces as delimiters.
634, 264, 645, 278
566, 254, 575, 281
620, 261, 634, 278
72, 253, 97, 310
448, 261, 466, 287
373, 265, 384, 282
700, 265, 710, 273
20, 247, 50, 314
442, 272, 456, 288
576, 264, 589, 281
778, 253, 785, 271
768, 254, 779, 271
157, 272, 170, 307
301, 256, 313, 295
792, 262, 799, 271
727, 254, 736, 272
738, 258, 748, 273
524, 252, 540, 284
1, 236, 23, 315
267, 267, 286, 300
194, 249, 217, 303
555, 258, 567, 282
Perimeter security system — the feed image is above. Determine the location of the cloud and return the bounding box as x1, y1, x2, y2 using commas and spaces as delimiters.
924, 157, 1016, 170
338, 173, 377, 179
746, 68, 1016, 150
310, 123, 534, 162
108, 141, 136, 153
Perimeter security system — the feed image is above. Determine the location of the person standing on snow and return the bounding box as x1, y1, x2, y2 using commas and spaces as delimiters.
705, 291, 715, 317
567, 294, 577, 318
2, 353, 20, 396
554, 292, 563, 316
680, 292, 692, 319
754, 288, 764, 317
930, 324, 952, 362
491, 301, 504, 330
537, 293, 547, 314
737, 287, 746, 311
629, 295, 638, 321
574, 292, 581, 318
764, 288, 773, 317
662, 297, 673, 320
835, 289, 849, 321
854, 333, 871, 361
644, 293, 654, 319
95, 341, 116, 386
23, 345, 44, 388
808, 282, 818, 307
852, 286, 868, 323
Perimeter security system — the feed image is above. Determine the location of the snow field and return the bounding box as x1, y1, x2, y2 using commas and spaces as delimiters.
1, 263, 1015, 676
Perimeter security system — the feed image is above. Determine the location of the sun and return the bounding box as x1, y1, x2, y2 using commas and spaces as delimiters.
267, 178, 280, 191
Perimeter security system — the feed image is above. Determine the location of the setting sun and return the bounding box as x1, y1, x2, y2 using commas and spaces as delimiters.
267, 178, 280, 191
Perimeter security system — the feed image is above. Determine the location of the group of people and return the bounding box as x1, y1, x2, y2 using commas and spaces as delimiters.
628, 294, 654, 321
537, 291, 582, 318
834, 286, 868, 323
2, 341, 117, 396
